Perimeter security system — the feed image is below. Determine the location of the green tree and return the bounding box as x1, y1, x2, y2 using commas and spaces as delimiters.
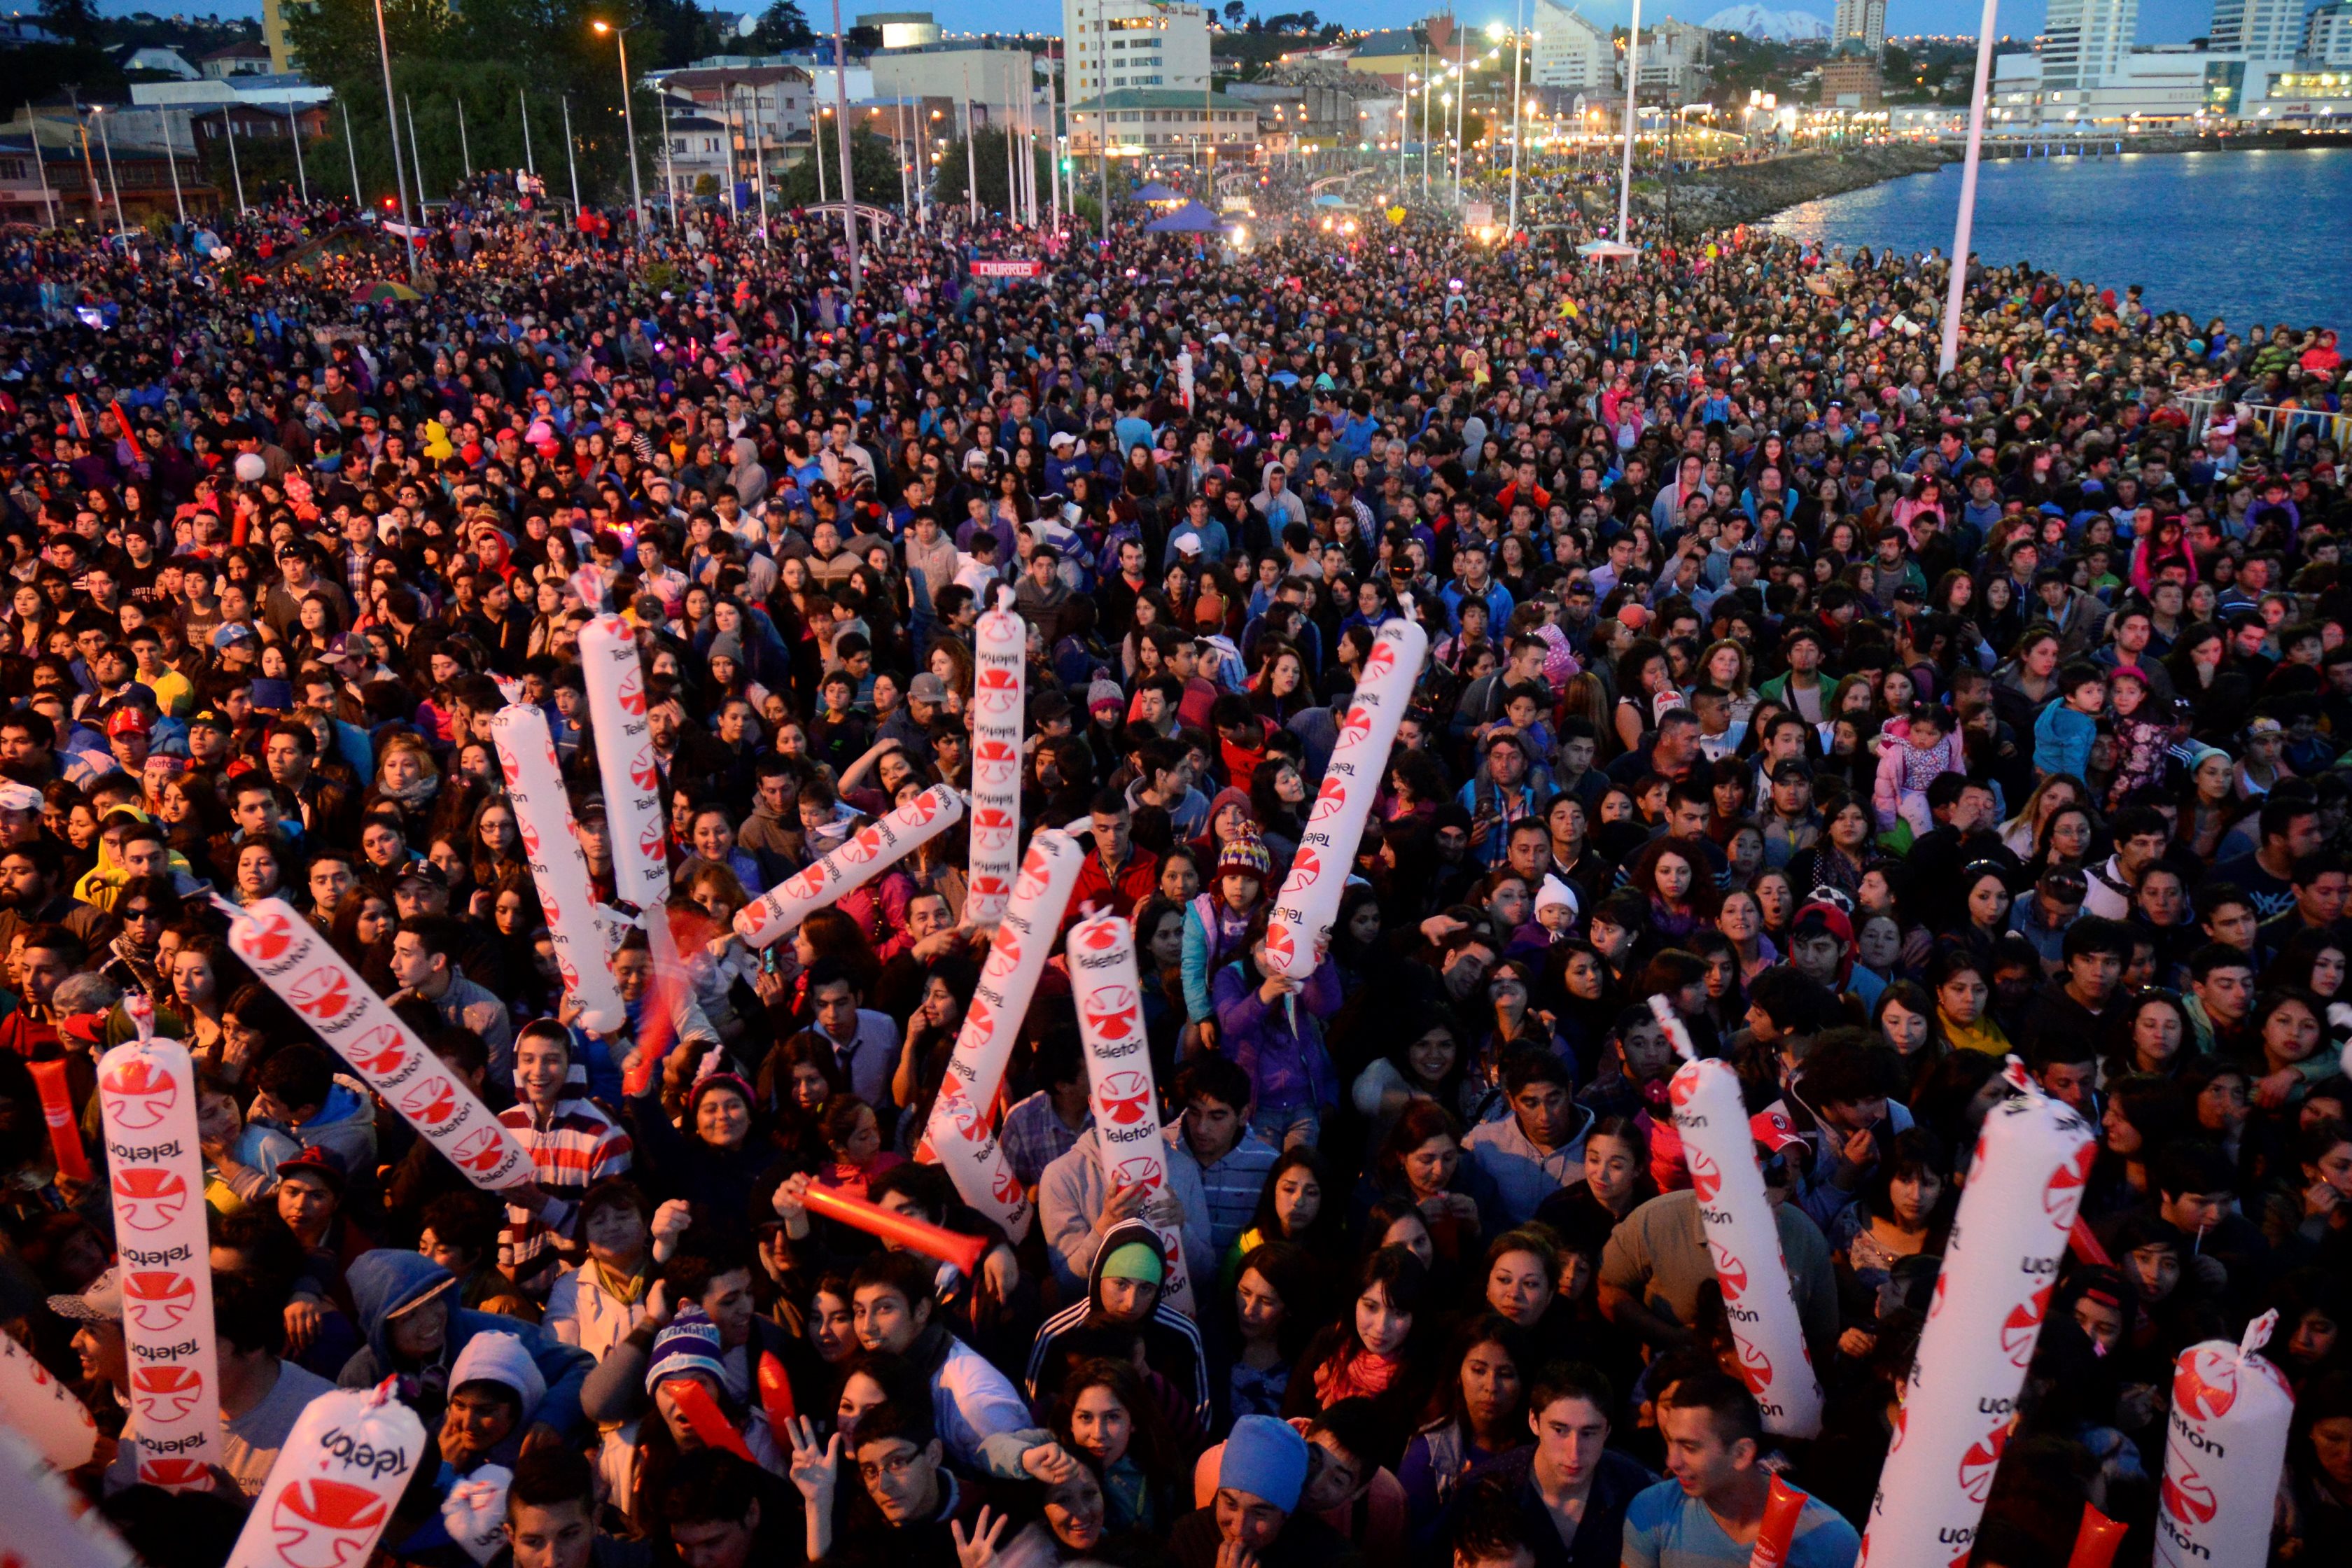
929, 132, 1052, 216
748, 0, 813, 50
283, 0, 657, 207
775, 127, 905, 206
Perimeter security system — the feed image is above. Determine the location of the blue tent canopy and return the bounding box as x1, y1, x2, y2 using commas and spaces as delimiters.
1145, 200, 1222, 233
1132, 181, 1184, 202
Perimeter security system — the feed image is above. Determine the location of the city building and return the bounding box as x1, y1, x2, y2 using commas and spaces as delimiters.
1063, 0, 1211, 100
1819, 49, 1884, 108
1345, 28, 1427, 87
2209, 0, 2303, 64
1991, 42, 2216, 124
2038, 0, 2140, 103
2305, 1, 2352, 67
1530, 2, 1613, 92
869, 41, 1035, 118
860, 10, 944, 49
659, 95, 733, 197
262, 0, 294, 72
0, 113, 213, 223
1833, 0, 1887, 55
650, 64, 815, 188
1065, 87, 1255, 155
200, 40, 274, 80
1628, 18, 1711, 101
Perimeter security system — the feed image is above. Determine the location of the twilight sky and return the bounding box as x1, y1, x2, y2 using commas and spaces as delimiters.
89, 1, 2231, 48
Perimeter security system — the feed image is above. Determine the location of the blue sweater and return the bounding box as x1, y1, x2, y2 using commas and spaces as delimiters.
2033, 701, 2097, 778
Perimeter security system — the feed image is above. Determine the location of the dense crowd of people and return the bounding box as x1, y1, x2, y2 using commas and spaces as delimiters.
2, 159, 2351, 1568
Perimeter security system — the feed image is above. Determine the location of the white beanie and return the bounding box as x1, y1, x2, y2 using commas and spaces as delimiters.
1536, 874, 1579, 920
448, 1331, 546, 1427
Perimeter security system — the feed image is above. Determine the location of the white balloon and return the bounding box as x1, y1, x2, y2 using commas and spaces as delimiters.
1860, 1078, 2095, 1568
227, 1381, 426, 1568
920, 829, 1086, 1238
1264, 618, 1427, 978
224, 899, 533, 1191
965, 596, 1026, 925
1665, 1051, 1823, 1437
734, 785, 965, 950
0, 1326, 97, 1472
492, 704, 629, 1032
1068, 909, 1194, 1316
2156, 1320, 2295, 1568
97, 1032, 220, 1489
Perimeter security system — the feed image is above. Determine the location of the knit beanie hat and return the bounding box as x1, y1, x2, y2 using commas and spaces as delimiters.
1217, 831, 1271, 881
1535, 874, 1578, 920
1087, 677, 1126, 718
1219, 1415, 1309, 1513
1100, 1240, 1164, 1286
645, 1305, 727, 1393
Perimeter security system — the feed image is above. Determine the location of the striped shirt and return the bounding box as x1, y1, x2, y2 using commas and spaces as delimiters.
1188, 1127, 1281, 1256
498, 1096, 634, 1280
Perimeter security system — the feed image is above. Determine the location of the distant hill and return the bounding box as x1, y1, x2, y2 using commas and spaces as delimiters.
1700, 6, 1833, 41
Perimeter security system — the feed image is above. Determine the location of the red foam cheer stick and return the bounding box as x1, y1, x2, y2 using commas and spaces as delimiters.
1748, 1476, 1809, 1568
664, 1377, 755, 1463
27, 1060, 90, 1182
757, 1349, 797, 1432
2066, 1504, 2128, 1568
801, 1184, 989, 1277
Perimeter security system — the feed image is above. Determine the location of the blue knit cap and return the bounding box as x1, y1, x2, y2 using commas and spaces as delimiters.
645, 1304, 726, 1394
1219, 1415, 1309, 1513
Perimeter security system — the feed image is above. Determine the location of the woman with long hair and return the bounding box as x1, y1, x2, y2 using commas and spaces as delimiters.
1370, 1101, 1485, 1267
1622, 834, 1719, 945
1053, 1358, 1184, 1534
1396, 1312, 1531, 1530
1828, 1128, 1953, 1354
1222, 1239, 1320, 1424
2084, 1072, 2192, 1221
1284, 1243, 1436, 1467
1998, 772, 2089, 860
1228, 1147, 1347, 1278
1928, 944, 2011, 1058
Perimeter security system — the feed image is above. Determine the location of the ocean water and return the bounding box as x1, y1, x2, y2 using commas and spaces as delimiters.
1765, 144, 2352, 335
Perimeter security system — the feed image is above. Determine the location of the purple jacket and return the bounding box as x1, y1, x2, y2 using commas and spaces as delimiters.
1212, 957, 1342, 1113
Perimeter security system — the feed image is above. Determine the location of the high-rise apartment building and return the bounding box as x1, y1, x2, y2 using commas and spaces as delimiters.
1062, 0, 1211, 101
2041, 0, 2138, 97
2211, 0, 2306, 62
1833, 0, 1887, 55
1530, 1, 1612, 90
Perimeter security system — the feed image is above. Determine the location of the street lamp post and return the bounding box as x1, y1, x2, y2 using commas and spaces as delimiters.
561, 93, 580, 216
827, 0, 861, 291
340, 99, 362, 204
368, 0, 418, 279
1940, 0, 2001, 377
521, 89, 534, 175
224, 110, 248, 215
1451, 29, 1466, 207
405, 95, 425, 219
456, 93, 471, 178
90, 106, 125, 234
1618, 0, 1642, 246
592, 20, 646, 230
1508, 8, 1527, 237
160, 103, 185, 224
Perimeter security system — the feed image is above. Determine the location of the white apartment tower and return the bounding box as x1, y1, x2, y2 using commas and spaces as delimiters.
2309, 1, 2352, 67
2211, 0, 2306, 62
1833, 0, 1887, 55
1063, 0, 1211, 99
2040, 0, 2138, 97
1530, 1, 1613, 90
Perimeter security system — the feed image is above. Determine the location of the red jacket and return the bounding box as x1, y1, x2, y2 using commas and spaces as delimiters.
1067, 846, 1161, 929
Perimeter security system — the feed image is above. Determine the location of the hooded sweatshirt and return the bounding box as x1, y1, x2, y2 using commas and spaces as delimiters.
338, 1250, 594, 1438
1023, 1217, 1211, 1435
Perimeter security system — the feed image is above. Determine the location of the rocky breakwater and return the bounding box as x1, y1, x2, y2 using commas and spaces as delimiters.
1644, 144, 1959, 232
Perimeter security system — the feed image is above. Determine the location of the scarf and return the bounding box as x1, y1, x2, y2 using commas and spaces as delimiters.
1940, 1010, 2011, 1057
588, 1255, 650, 1307
1316, 1345, 1401, 1406
378, 772, 440, 808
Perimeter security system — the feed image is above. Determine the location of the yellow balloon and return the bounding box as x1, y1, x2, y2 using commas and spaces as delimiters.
1387, 206, 1407, 225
